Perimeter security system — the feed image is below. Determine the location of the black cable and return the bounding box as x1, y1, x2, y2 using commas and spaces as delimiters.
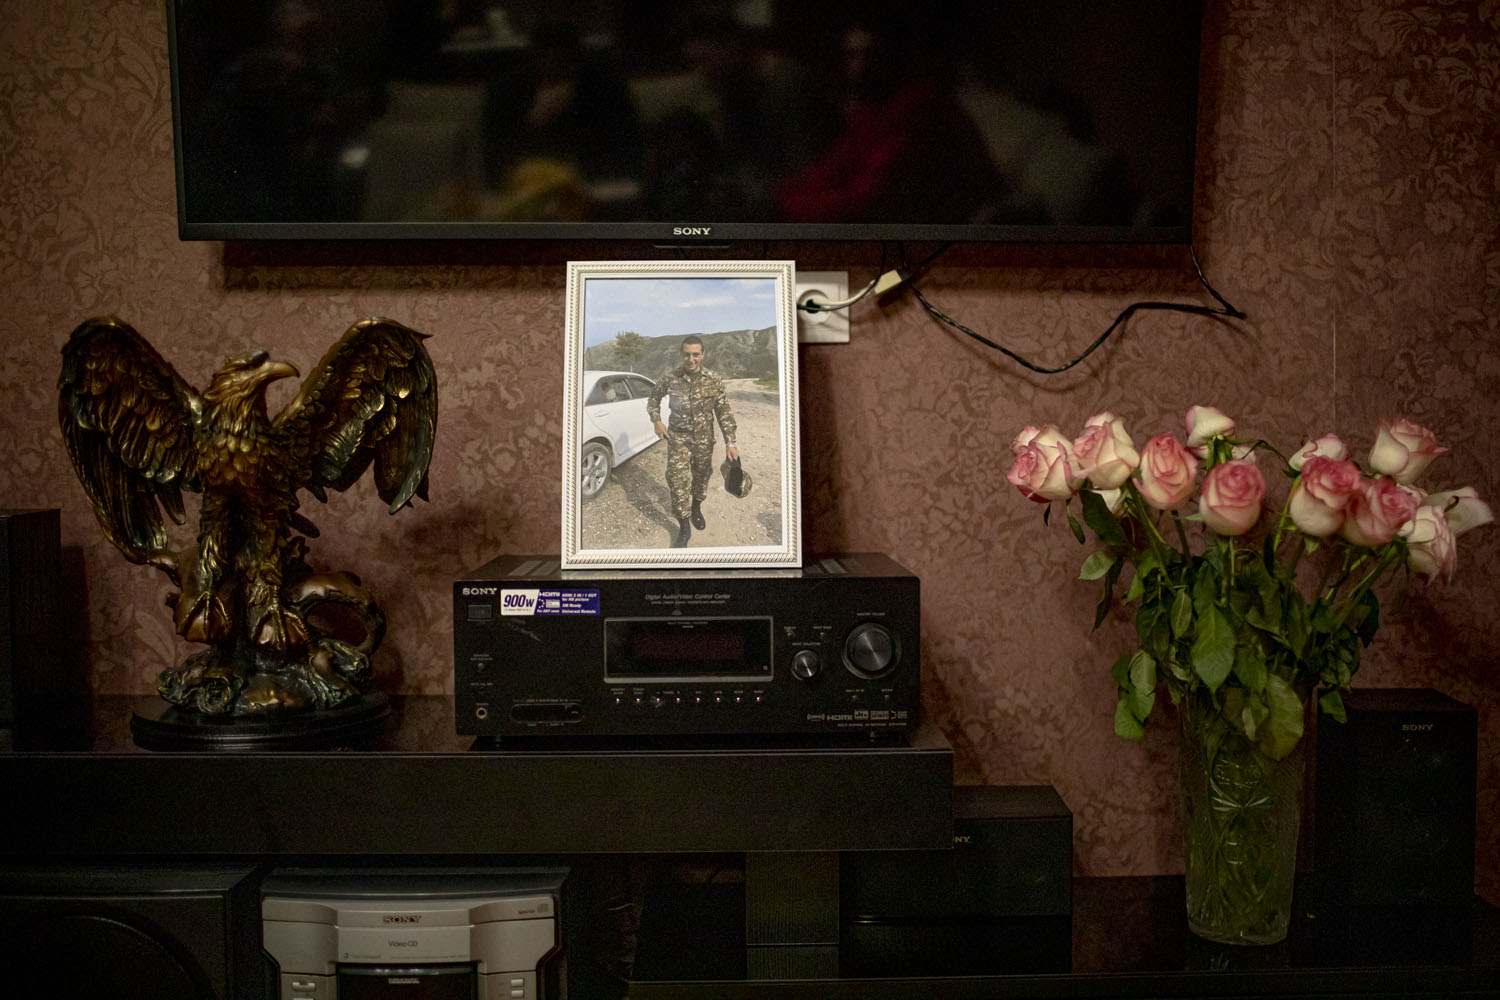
907, 245, 1246, 374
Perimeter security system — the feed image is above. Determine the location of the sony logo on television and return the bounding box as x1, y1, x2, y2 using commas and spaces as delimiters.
672, 226, 713, 236
462, 586, 499, 596
1402, 723, 1436, 732
383, 914, 423, 924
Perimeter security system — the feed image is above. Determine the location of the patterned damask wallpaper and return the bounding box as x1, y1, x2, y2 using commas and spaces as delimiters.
2, 1, 1496, 900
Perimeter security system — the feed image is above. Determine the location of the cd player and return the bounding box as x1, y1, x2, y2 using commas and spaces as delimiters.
453, 553, 920, 740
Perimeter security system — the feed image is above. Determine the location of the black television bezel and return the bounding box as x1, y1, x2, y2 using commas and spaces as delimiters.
164, 0, 1203, 245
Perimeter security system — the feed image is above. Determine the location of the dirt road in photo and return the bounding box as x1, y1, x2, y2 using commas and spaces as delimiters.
580, 380, 784, 551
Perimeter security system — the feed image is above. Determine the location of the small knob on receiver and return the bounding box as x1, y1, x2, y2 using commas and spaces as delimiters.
790, 649, 822, 681
843, 623, 898, 679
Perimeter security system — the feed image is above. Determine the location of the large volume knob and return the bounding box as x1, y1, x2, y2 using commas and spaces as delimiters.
843, 623, 898, 679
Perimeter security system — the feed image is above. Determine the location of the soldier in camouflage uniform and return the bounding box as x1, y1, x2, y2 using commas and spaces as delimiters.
647, 335, 738, 547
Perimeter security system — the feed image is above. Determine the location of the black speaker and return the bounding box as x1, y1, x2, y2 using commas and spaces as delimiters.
1314, 687, 1477, 909
0, 864, 262, 1000
840, 785, 1072, 976
0, 508, 62, 732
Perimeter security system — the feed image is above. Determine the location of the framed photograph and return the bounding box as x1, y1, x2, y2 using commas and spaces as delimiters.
562, 260, 801, 569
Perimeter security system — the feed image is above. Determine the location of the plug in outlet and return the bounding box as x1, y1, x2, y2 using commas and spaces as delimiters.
795, 271, 850, 344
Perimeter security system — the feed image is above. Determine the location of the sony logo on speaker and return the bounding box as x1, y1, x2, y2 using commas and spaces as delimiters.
383, 914, 422, 924
952, 834, 972, 845
1401, 722, 1436, 732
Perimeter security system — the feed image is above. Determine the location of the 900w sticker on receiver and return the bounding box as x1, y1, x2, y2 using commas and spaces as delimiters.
500, 589, 601, 616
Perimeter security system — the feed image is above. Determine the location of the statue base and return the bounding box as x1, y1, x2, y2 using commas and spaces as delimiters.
130, 693, 390, 752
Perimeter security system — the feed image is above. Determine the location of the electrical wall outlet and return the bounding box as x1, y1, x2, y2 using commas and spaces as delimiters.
795, 271, 850, 344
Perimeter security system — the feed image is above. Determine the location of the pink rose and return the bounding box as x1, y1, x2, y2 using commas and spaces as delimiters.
1423, 486, 1494, 537
1340, 477, 1419, 547
1137, 433, 1199, 510
1070, 413, 1140, 489
1401, 506, 1458, 583
1289, 433, 1348, 471
1198, 459, 1265, 535
1287, 456, 1362, 537
1185, 405, 1236, 456
1008, 425, 1074, 503
1368, 418, 1446, 484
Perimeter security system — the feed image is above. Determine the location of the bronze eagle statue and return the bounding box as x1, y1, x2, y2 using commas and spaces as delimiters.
58, 315, 437, 716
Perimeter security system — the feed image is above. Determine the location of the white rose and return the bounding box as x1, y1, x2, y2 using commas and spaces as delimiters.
1289, 434, 1348, 471
1185, 405, 1236, 448
1423, 486, 1494, 537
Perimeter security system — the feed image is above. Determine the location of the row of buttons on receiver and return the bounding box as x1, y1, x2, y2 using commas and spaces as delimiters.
616, 693, 765, 707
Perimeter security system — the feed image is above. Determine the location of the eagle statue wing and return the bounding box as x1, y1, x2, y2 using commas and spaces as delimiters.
57, 316, 203, 567
277, 318, 437, 512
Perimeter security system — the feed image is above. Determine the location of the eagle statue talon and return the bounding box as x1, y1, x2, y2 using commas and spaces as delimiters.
176, 589, 232, 645
251, 604, 310, 651
59, 316, 436, 718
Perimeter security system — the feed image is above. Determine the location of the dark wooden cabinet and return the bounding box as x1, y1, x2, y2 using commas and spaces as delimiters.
3, 697, 1496, 998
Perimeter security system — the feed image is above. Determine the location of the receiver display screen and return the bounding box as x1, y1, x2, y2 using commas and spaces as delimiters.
605, 618, 772, 681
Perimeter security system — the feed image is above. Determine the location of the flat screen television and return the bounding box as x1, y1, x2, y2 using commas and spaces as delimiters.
167, 0, 1203, 243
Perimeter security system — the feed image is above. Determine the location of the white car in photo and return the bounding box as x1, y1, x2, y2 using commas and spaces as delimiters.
578, 370, 669, 500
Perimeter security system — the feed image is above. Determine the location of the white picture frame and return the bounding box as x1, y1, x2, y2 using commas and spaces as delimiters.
561, 260, 801, 569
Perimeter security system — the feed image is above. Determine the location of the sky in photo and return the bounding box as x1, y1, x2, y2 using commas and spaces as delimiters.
583, 276, 779, 347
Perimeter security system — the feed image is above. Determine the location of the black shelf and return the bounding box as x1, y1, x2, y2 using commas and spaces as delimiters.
4, 697, 1497, 998
0, 696, 953, 856
630, 876, 1500, 998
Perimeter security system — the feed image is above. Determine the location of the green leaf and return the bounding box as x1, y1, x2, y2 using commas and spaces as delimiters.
1190, 606, 1235, 692
1257, 674, 1305, 760
1067, 510, 1086, 544
1079, 550, 1118, 581
1094, 559, 1123, 629
1125, 551, 1162, 603
1135, 601, 1162, 646
1192, 564, 1220, 611
1114, 696, 1145, 739
1223, 688, 1265, 739
1170, 589, 1193, 637
1232, 645, 1268, 694
1080, 489, 1128, 545
1354, 589, 1381, 646
1110, 654, 1133, 687
1319, 688, 1348, 724
1128, 651, 1158, 720
1283, 592, 1309, 656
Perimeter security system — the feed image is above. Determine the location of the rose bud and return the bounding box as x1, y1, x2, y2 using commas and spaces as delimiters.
1401, 505, 1458, 583
1369, 418, 1446, 484
1137, 432, 1200, 510
1288, 456, 1362, 537
1198, 459, 1266, 536
1341, 477, 1420, 547
1070, 414, 1140, 490
1289, 433, 1349, 471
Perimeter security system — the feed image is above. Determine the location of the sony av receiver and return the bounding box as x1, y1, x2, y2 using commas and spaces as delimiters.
454, 553, 920, 740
